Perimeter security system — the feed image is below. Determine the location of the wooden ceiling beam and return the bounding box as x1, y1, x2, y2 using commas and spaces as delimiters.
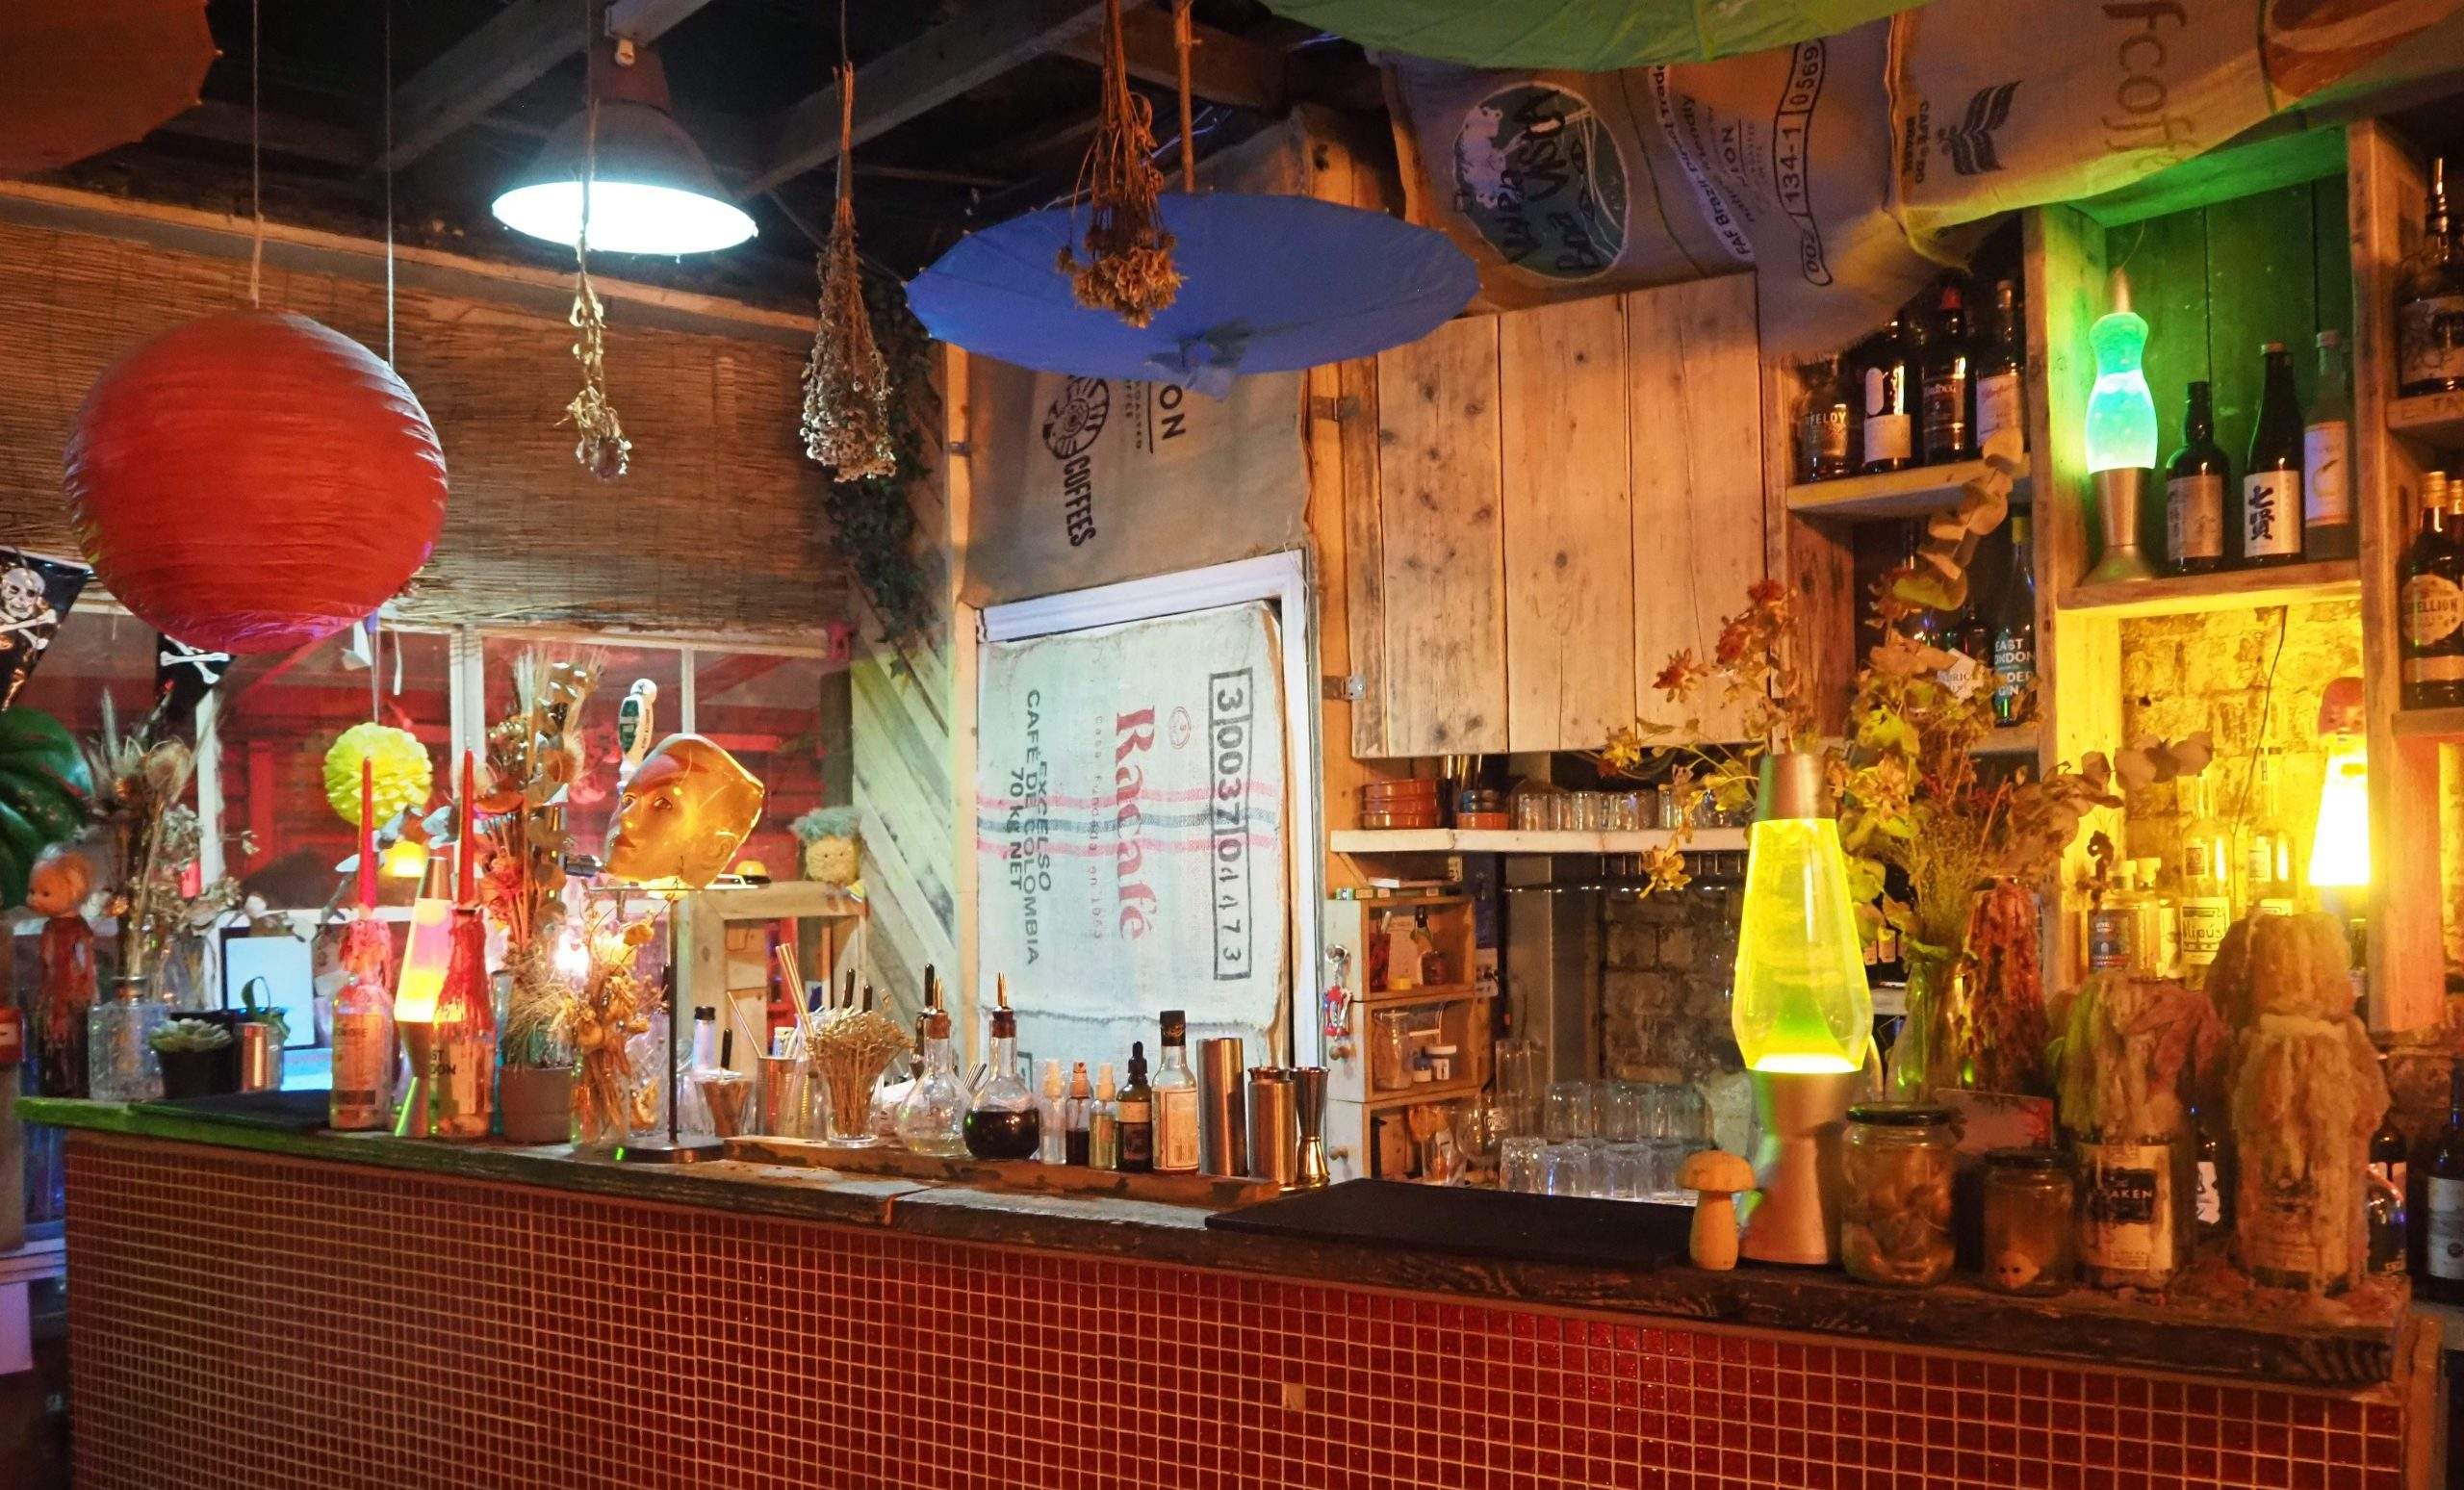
1052, 8, 1284, 112
742, 0, 1109, 197
378, 0, 720, 172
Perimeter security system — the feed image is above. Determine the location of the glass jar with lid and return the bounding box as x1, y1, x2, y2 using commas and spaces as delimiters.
1840, 1102, 1958, 1287
1982, 1148, 2076, 1296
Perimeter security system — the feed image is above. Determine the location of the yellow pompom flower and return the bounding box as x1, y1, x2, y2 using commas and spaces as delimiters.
323, 722, 434, 827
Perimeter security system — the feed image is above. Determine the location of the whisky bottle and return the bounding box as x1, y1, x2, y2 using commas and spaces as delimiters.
2174, 776, 2233, 975
1919, 280, 1975, 463
2398, 156, 2464, 398
1973, 279, 2025, 455
1795, 356, 1854, 481
1859, 316, 1916, 474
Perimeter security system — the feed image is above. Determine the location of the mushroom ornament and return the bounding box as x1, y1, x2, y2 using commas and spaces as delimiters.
1678, 1149, 1757, 1272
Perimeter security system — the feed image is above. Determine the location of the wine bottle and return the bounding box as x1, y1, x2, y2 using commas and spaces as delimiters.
2398, 156, 2464, 398
1859, 317, 1915, 475
2401, 470, 2464, 709
1919, 281, 1975, 464
2238, 343, 2303, 567
2304, 331, 2357, 561
1973, 279, 2024, 454
2165, 380, 2229, 577
2424, 1060, 2464, 1304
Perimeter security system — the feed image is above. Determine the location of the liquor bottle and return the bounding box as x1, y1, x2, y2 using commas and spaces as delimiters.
894, 985, 969, 1157
2131, 858, 2179, 977
1089, 1061, 1120, 1170
1065, 1061, 1092, 1166
2398, 156, 2464, 398
2303, 331, 2357, 561
2239, 342, 2304, 567
2085, 861, 2140, 973
1920, 280, 1976, 464
1151, 1010, 1200, 1173
1973, 279, 2025, 455
962, 978, 1040, 1161
2164, 380, 2230, 576
2238, 748, 2297, 914
2401, 469, 2464, 708
2191, 1104, 2232, 1242
1116, 1042, 1154, 1173
1036, 1060, 1068, 1164
1859, 316, 1916, 474
328, 961, 397, 1131
2424, 1060, 2464, 1304
1988, 512, 2037, 726
2368, 1057, 2409, 1275
2174, 775, 2234, 975
430, 908, 497, 1141
1796, 355, 1855, 481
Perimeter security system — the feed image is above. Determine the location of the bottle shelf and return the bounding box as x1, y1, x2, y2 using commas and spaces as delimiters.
2387, 391, 2464, 449
1354, 982, 1491, 1006
2056, 558, 2359, 619
1783, 457, 2032, 520
1363, 1076, 1488, 1111
1330, 827, 1751, 856
2389, 706, 2464, 741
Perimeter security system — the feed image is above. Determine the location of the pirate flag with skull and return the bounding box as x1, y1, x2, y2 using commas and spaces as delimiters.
0, 549, 89, 711
156, 635, 232, 731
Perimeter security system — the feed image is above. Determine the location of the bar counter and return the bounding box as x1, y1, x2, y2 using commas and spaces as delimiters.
31, 1098, 2436, 1490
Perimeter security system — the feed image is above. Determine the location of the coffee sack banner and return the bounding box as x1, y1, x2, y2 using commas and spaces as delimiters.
962, 362, 1309, 607
976, 602, 1290, 1043
1888, 0, 2464, 244
1384, 21, 1943, 358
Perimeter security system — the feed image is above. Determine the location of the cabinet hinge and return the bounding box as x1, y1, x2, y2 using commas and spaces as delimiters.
1322, 674, 1365, 702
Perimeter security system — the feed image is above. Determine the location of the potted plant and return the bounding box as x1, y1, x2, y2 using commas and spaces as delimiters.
790, 806, 861, 886
149, 1016, 233, 1100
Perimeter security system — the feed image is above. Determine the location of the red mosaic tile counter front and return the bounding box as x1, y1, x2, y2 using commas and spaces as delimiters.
63, 1134, 2421, 1490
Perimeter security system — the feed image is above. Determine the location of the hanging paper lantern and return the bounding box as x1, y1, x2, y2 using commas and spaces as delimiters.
0, 1, 216, 176
63, 311, 449, 654
323, 722, 434, 828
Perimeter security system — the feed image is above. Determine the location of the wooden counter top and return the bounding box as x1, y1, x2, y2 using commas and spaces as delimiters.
26, 1096, 2414, 1391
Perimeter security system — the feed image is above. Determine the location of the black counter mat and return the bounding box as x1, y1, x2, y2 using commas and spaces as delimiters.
132, 1089, 333, 1131
1207, 1179, 1690, 1270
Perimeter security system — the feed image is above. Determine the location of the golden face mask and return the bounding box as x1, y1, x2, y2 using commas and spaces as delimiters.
601, 733, 765, 889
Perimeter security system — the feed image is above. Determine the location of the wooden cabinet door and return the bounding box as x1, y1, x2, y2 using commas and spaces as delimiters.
1500, 295, 1638, 753
1627, 275, 1765, 744
1352, 315, 1509, 758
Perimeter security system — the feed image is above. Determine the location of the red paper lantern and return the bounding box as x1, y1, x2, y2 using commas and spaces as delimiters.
63, 311, 449, 655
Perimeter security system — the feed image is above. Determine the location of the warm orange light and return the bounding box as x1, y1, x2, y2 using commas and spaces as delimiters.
393, 855, 456, 1023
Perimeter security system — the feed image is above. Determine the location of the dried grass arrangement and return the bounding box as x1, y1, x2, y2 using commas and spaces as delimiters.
800, 61, 896, 483
1056, 0, 1180, 326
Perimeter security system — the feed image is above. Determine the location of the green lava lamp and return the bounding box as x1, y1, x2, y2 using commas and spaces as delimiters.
1732, 752, 1869, 1266
2083, 271, 2159, 582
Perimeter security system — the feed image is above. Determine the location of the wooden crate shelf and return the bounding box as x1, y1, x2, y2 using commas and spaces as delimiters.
1783, 457, 2031, 520
2390, 706, 2464, 740
1363, 1077, 1488, 1111
2056, 558, 2360, 619
1330, 827, 1750, 856
2387, 390, 2464, 448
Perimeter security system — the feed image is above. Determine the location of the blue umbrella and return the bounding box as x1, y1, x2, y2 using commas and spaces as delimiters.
907, 193, 1478, 397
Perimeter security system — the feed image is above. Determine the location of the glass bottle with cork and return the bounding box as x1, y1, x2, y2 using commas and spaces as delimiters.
1151, 1010, 1200, 1174
1859, 315, 1916, 475
1116, 1043, 1154, 1173
895, 977, 969, 1157
962, 977, 1040, 1161
1972, 279, 2024, 456
1919, 279, 1975, 464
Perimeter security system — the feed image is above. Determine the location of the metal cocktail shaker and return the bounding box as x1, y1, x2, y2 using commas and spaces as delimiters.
1246, 1066, 1297, 1189
1197, 1037, 1247, 1177
1293, 1066, 1329, 1189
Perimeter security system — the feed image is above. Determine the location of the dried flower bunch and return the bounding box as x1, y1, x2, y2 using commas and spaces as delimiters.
800, 62, 896, 483
572, 905, 660, 1138
83, 701, 247, 983
1057, 0, 1179, 325
475, 652, 601, 1067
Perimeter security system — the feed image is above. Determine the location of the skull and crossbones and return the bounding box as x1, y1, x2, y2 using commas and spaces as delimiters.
0, 563, 57, 649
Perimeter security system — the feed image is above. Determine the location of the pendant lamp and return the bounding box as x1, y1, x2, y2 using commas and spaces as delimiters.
492, 39, 754, 256
1247, 0, 1922, 71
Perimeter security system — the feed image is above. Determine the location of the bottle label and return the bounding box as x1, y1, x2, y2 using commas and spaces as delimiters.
1801, 406, 1850, 467
2087, 909, 2137, 971
1989, 629, 2034, 703
2431, 1176, 2464, 1281
330, 1011, 393, 1118
1119, 1119, 1153, 1168
2178, 896, 2231, 966
1975, 372, 2022, 451
2194, 1159, 2221, 1226
2080, 1142, 2174, 1273
2399, 295, 2464, 387
2402, 573, 2464, 649
433, 1036, 491, 1127
2241, 835, 2281, 894
1922, 372, 1969, 451
1155, 1086, 1200, 1171
2302, 422, 2351, 527
2167, 474, 2224, 563
1862, 412, 1912, 464
2242, 472, 2300, 556
2242, 1162, 2323, 1278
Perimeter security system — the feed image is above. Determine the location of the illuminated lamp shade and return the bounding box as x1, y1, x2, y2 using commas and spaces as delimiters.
62, 311, 449, 654
1732, 754, 1872, 1076
490, 41, 754, 256
2082, 270, 2160, 583
2311, 743, 2370, 888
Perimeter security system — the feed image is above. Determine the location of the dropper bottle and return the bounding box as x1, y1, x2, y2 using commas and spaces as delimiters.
1089, 1062, 1120, 1170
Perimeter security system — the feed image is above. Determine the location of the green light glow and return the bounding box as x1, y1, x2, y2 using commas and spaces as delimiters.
1732, 816, 1873, 1075
2086, 309, 2158, 473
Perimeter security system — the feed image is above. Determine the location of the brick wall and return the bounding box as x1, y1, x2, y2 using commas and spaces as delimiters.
1601, 880, 1742, 1085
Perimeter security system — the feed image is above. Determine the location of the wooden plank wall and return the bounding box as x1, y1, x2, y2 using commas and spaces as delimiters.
0, 216, 846, 636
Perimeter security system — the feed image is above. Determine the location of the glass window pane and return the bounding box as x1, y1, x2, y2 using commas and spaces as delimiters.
482, 637, 684, 858
693, 649, 845, 882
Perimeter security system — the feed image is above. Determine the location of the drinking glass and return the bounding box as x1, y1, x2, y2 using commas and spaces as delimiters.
1501, 1136, 1546, 1193
1494, 1039, 1541, 1131
1452, 1099, 1507, 1183
1603, 1143, 1655, 1201
1544, 1081, 1595, 1143
1599, 1083, 1647, 1144
1540, 1142, 1598, 1197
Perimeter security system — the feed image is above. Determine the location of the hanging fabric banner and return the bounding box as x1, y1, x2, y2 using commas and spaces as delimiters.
975, 602, 1289, 1041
